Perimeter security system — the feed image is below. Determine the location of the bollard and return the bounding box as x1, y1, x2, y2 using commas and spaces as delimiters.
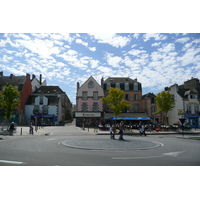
21, 128, 22, 135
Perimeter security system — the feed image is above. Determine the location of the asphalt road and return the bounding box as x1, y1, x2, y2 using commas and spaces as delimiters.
0, 125, 200, 166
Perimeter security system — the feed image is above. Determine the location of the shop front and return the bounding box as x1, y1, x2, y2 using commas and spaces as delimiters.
186, 114, 200, 128
75, 112, 103, 128
32, 114, 57, 126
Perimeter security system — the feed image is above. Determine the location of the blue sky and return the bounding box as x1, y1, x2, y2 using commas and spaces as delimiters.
0, 33, 200, 104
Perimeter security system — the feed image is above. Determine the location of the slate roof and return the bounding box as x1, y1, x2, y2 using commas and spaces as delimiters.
34, 86, 65, 94
0, 75, 27, 91
104, 77, 140, 83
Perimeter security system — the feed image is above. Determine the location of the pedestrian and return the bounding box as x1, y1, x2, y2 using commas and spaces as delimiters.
112, 125, 116, 139
29, 121, 34, 135
119, 121, 125, 141
9, 122, 15, 135
140, 123, 146, 136
110, 124, 113, 139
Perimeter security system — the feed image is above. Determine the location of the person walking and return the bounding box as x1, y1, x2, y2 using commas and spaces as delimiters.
110, 124, 113, 139
140, 123, 146, 136
119, 121, 125, 141
9, 122, 15, 135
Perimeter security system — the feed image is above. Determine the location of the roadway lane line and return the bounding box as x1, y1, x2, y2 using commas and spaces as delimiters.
112, 151, 185, 160
0, 159, 24, 164
45, 138, 58, 141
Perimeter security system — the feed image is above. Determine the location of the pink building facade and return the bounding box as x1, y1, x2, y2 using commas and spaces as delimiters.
75, 76, 104, 127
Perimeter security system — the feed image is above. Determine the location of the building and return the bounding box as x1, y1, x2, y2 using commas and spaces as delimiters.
141, 92, 160, 124
0, 72, 32, 124
75, 76, 104, 127
102, 77, 149, 120
165, 77, 200, 128
25, 86, 72, 126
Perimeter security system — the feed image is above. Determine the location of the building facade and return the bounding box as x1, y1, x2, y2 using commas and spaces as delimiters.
102, 77, 149, 120
166, 78, 200, 128
25, 86, 72, 126
141, 92, 161, 124
75, 76, 104, 127
0, 72, 32, 124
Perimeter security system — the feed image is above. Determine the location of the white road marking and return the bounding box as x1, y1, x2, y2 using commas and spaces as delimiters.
45, 138, 57, 141
112, 151, 185, 160
0, 159, 24, 164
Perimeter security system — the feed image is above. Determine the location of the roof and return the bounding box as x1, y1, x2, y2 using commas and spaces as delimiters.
0, 75, 27, 87
34, 86, 65, 94
141, 92, 156, 99
104, 77, 140, 84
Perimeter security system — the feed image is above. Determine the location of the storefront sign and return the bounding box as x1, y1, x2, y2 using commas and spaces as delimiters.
75, 112, 101, 117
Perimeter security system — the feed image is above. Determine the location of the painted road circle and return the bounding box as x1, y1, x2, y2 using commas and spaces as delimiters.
61, 138, 161, 150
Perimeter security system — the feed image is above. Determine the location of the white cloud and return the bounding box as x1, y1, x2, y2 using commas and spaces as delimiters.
88, 47, 96, 51
158, 43, 175, 53
175, 37, 190, 44
127, 49, 146, 56
152, 42, 161, 47
88, 33, 130, 48
105, 53, 122, 68
143, 33, 167, 42
75, 38, 88, 47
133, 33, 139, 39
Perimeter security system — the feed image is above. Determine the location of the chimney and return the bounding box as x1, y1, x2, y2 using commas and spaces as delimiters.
0, 71, 3, 76
39, 74, 42, 85
32, 74, 36, 80
26, 73, 30, 79
77, 82, 80, 93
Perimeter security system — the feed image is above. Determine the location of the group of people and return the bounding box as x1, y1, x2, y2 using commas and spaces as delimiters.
109, 121, 125, 141
109, 121, 146, 140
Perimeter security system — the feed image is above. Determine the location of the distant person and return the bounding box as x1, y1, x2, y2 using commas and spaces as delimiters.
140, 124, 146, 136
119, 121, 125, 141
9, 122, 15, 135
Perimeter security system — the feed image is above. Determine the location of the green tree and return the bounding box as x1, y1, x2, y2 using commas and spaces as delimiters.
0, 85, 20, 121
102, 87, 130, 117
156, 91, 175, 124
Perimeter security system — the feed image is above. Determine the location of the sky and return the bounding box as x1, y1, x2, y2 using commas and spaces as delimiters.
1, 33, 200, 104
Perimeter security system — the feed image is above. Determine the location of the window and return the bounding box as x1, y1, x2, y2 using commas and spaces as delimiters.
133, 104, 139, 112
125, 94, 129, 100
82, 103, 88, 111
82, 92, 87, 100
116, 83, 120, 89
194, 105, 199, 114
151, 97, 155, 104
134, 83, 138, 91
151, 106, 156, 114
93, 92, 98, 100
88, 81, 94, 88
125, 83, 129, 91
134, 94, 139, 101
106, 83, 111, 91
40, 96, 43, 105
186, 105, 191, 113
190, 95, 197, 99
93, 103, 98, 111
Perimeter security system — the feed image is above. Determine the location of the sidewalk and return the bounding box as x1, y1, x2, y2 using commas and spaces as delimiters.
81, 127, 200, 136
0, 125, 54, 137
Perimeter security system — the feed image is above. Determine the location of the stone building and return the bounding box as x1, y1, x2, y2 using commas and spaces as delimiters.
102, 77, 149, 120
25, 86, 72, 126
75, 76, 104, 127
165, 77, 200, 128
0, 72, 32, 124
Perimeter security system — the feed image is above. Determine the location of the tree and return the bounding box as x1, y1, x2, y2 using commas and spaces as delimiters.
0, 85, 20, 121
156, 91, 175, 124
102, 87, 130, 117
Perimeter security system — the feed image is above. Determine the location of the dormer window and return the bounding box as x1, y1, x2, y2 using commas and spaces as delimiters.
88, 81, 94, 88
190, 94, 197, 99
